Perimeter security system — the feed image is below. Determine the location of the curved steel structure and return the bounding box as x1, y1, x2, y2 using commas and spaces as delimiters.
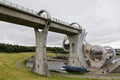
104, 46, 116, 64
63, 24, 116, 69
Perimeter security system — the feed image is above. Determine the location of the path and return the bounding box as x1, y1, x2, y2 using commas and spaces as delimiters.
15, 59, 31, 70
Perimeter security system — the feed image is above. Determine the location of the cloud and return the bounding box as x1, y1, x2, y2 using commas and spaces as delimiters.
0, 0, 120, 48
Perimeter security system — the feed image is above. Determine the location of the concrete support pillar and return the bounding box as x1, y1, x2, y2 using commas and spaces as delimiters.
67, 30, 88, 68
32, 10, 51, 77
65, 23, 88, 68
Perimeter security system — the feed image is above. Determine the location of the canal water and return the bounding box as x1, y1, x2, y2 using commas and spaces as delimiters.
26, 60, 67, 73
48, 61, 67, 73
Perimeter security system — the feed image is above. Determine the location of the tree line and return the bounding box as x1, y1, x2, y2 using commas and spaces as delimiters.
0, 43, 68, 54
0, 43, 35, 53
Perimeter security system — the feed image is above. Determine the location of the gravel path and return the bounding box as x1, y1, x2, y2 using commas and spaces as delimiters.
15, 59, 31, 70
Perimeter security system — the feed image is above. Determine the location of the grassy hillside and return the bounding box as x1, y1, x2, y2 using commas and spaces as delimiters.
0, 52, 97, 80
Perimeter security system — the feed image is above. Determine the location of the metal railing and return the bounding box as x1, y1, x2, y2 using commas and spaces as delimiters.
0, 0, 80, 29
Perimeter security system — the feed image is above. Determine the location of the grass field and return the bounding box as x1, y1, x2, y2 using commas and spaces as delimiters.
0, 52, 99, 80
116, 51, 120, 55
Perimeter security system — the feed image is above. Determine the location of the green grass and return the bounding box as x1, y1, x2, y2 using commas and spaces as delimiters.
116, 51, 120, 55
108, 73, 120, 76
0, 52, 99, 80
47, 51, 56, 58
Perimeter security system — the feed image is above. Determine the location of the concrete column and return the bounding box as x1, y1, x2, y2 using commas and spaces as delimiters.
32, 10, 51, 77
67, 23, 88, 68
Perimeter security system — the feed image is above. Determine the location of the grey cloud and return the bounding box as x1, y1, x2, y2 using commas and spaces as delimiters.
0, 0, 120, 48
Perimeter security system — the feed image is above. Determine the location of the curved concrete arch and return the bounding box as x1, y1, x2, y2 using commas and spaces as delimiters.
37, 9, 51, 26
34, 9, 51, 32
38, 9, 51, 20
69, 22, 82, 30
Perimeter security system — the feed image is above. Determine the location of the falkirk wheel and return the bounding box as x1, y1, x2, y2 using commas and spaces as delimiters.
63, 23, 117, 74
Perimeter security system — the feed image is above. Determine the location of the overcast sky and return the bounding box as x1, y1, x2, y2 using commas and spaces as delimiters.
0, 0, 120, 48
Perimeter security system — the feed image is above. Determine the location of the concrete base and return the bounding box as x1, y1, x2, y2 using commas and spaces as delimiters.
91, 61, 120, 75
110, 65, 120, 73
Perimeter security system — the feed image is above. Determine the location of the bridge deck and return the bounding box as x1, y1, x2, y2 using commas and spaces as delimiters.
0, 0, 81, 35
